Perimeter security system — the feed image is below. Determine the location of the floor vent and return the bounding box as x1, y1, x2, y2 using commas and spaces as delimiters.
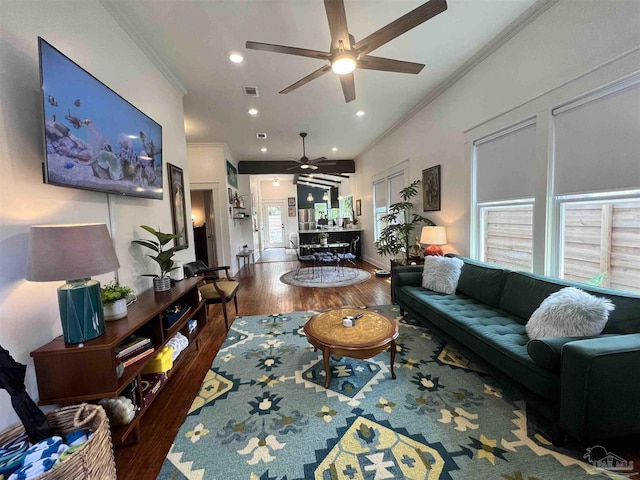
243, 86, 259, 97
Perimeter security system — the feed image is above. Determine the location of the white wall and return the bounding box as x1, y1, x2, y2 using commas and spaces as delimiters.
356, 0, 640, 268
187, 143, 253, 273
0, 0, 191, 430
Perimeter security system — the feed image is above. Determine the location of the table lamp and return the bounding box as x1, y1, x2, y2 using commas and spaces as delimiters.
26, 223, 120, 344
420, 226, 447, 256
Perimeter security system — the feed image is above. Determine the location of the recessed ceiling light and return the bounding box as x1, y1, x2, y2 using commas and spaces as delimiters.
331, 147, 338, 152
228, 52, 243, 63
248, 108, 259, 116
356, 110, 365, 117
261, 147, 267, 152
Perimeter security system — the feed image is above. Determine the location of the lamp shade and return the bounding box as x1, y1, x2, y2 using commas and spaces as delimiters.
27, 223, 120, 281
420, 226, 447, 246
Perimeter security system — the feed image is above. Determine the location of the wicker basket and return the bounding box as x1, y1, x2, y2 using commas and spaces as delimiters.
0, 404, 116, 479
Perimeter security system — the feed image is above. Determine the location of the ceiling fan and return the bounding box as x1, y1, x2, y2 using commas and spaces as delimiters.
246, 0, 447, 103
287, 132, 335, 170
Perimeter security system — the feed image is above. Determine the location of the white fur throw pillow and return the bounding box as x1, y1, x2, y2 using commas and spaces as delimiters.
421, 256, 464, 295
526, 287, 615, 339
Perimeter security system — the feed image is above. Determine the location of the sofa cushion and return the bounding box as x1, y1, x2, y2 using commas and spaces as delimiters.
499, 271, 640, 333
526, 287, 614, 339
527, 335, 617, 370
422, 256, 463, 294
449, 255, 510, 308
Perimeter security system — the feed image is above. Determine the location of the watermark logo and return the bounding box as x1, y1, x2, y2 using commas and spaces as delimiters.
584, 445, 636, 477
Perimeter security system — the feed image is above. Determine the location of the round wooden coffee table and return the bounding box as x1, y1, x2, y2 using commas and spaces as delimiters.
303, 308, 398, 388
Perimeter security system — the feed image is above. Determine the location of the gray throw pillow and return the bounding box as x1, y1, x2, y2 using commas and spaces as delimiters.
526, 287, 615, 339
421, 256, 464, 295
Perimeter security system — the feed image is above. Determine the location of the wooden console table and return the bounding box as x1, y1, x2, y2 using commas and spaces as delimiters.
30, 277, 207, 447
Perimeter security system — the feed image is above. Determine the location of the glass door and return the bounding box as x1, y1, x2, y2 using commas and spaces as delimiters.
263, 201, 285, 248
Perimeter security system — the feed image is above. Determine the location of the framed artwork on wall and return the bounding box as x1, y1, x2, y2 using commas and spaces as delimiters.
168, 163, 188, 248
288, 197, 296, 207
288, 206, 296, 217
355, 199, 362, 216
226, 160, 238, 188
422, 165, 441, 211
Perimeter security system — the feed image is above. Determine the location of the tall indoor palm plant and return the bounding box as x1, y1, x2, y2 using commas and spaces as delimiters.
374, 179, 434, 264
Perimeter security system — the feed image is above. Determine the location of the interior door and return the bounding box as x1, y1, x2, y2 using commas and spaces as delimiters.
203, 190, 218, 266
263, 201, 285, 248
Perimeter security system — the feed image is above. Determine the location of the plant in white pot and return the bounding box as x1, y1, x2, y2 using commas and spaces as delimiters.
132, 225, 184, 292
319, 232, 329, 246
101, 281, 134, 321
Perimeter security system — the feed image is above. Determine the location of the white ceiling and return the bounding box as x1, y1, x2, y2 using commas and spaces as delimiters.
103, 0, 544, 164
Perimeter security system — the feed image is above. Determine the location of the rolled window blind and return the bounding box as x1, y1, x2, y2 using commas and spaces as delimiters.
553, 82, 640, 195
474, 121, 536, 203
373, 179, 386, 209
388, 173, 405, 205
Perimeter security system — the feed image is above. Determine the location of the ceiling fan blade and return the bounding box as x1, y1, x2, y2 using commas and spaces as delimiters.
280, 65, 332, 94
339, 72, 356, 103
246, 41, 331, 61
357, 55, 424, 74
352, 0, 447, 55
324, 0, 351, 50
309, 156, 328, 164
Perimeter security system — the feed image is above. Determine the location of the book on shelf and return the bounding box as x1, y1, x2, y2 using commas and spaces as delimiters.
122, 347, 155, 368
119, 343, 154, 362
114, 335, 151, 358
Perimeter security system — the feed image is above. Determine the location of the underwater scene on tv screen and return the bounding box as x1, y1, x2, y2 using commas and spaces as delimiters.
40, 38, 163, 199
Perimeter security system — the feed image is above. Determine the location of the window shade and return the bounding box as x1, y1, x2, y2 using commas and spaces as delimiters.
373, 179, 386, 209
553, 82, 640, 195
388, 173, 405, 205
475, 122, 536, 203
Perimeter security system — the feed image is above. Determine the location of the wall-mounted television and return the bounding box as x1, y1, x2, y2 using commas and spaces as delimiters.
38, 37, 163, 200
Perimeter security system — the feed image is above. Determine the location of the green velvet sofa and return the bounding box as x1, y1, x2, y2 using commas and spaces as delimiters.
393, 254, 640, 443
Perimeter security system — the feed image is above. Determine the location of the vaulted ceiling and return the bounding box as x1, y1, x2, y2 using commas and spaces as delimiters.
102, 0, 547, 173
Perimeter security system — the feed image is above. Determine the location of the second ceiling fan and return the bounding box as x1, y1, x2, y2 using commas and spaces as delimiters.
287, 132, 335, 170
246, 0, 447, 103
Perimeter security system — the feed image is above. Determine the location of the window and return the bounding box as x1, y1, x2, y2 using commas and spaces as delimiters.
473, 120, 536, 270
372, 170, 406, 242
553, 80, 640, 291
558, 194, 640, 293
480, 202, 534, 271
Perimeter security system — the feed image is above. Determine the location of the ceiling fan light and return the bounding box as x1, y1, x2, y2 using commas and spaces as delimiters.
309, 164, 318, 170
332, 54, 356, 75
300, 164, 309, 169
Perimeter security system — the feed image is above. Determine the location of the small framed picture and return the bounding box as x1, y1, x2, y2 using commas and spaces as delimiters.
228, 188, 233, 205
288, 197, 296, 207
288, 206, 296, 217
422, 165, 441, 211
355, 199, 362, 216
168, 163, 189, 248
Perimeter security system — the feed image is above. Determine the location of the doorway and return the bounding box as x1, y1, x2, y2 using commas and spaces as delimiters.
263, 200, 286, 248
190, 188, 218, 267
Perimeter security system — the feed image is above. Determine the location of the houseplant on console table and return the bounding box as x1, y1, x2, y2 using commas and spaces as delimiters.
132, 225, 184, 292
101, 280, 134, 320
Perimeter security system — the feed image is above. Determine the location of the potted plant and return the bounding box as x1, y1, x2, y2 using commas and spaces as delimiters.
242, 244, 249, 253
318, 232, 329, 246
374, 179, 434, 265
101, 280, 134, 321
132, 225, 184, 292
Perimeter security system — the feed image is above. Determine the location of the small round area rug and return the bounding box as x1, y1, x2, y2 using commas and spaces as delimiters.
280, 267, 371, 288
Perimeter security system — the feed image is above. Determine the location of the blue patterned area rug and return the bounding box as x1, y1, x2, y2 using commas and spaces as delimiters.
158, 305, 617, 480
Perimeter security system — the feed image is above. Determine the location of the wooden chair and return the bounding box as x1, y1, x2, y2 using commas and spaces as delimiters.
183, 260, 239, 331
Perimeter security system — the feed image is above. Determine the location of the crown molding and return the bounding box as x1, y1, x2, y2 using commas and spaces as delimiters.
99, 0, 188, 96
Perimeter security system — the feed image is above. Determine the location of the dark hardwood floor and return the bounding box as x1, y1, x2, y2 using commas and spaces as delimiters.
114, 258, 391, 479
114, 258, 639, 478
